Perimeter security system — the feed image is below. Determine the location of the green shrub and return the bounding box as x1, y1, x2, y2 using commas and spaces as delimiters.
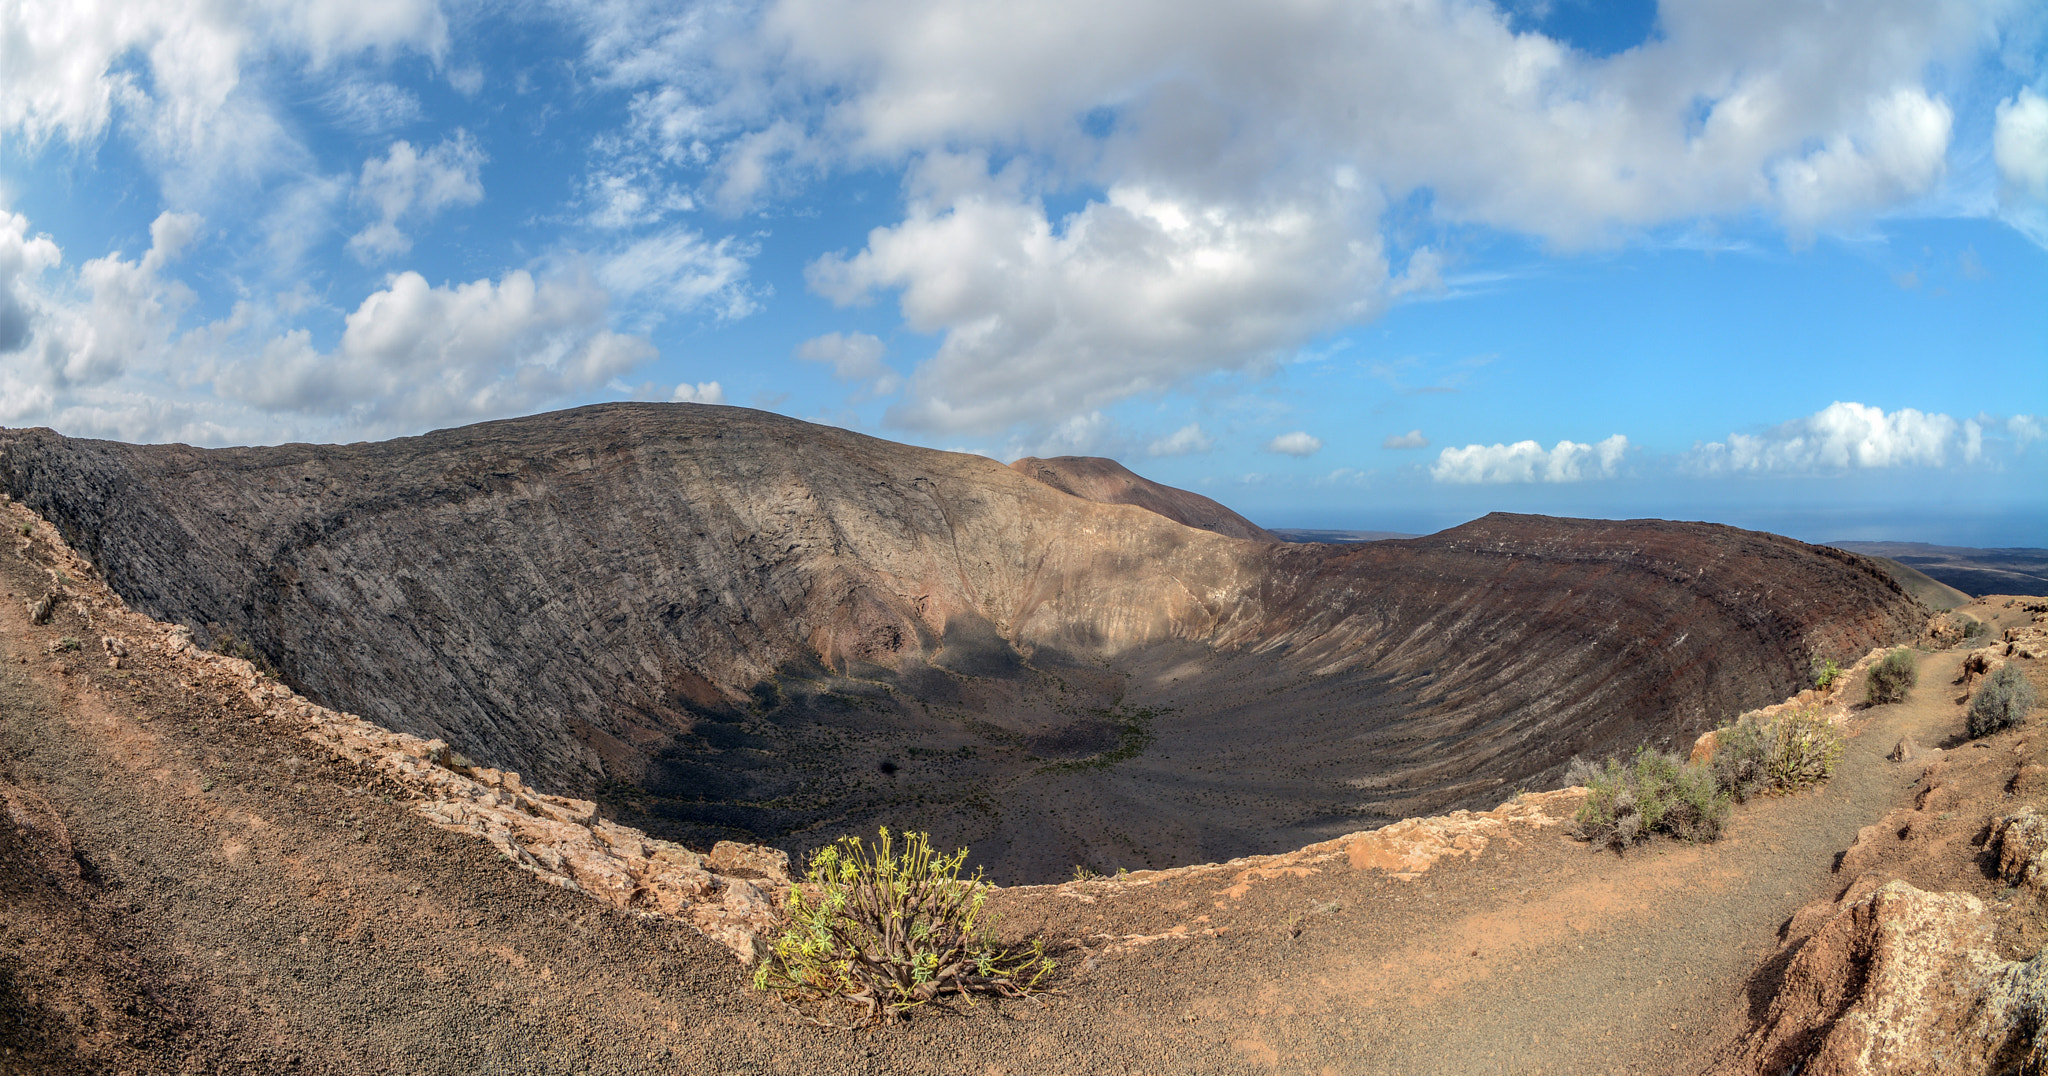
1865, 648, 1918, 706
1814, 659, 1843, 691
1570, 749, 1729, 852
754, 827, 1054, 1027
1969, 665, 2039, 739
1962, 616, 1991, 641
1710, 709, 1844, 801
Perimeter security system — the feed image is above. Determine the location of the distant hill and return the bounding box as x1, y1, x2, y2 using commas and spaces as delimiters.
1858, 556, 1974, 610
1827, 542, 2048, 598
1270, 528, 1421, 544
1009, 455, 1276, 541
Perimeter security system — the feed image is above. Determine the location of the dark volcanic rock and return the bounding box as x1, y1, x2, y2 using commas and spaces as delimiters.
0, 404, 1926, 881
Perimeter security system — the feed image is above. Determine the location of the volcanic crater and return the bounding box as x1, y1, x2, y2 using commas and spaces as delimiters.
0, 402, 1925, 882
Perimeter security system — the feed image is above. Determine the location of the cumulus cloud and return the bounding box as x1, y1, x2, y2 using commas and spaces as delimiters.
0, 210, 204, 394
1382, 429, 1429, 449
347, 134, 486, 261
750, 0, 1985, 238
0, 210, 63, 356
672, 381, 725, 404
0, 200, 673, 444
1686, 402, 1990, 474
693, 0, 2010, 435
795, 331, 899, 397
1266, 431, 1324, 457
811, 163, 1386, 432
213, 268, 653, 433
1147, 423, 1213, 457
2011, 415, 2043, 446
1432, 434, 1628, 484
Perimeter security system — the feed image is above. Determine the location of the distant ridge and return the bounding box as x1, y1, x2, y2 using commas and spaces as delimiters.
1008, 455, 1276, 541
1270, 528, 1421, 544
1827, 541, 2048, 598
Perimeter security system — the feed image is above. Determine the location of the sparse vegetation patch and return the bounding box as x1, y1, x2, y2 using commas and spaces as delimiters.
1573, 707, 1845, 851
1035, 705, 1167, 774
1710, 708, 1844, 801
1969, 665, 2038, 739
754, 827, 1055, 1027
1569, 749, 1728, 851
1864, 648, 1918, 706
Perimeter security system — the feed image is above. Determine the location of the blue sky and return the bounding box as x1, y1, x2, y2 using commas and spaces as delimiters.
1, 0, 2044, 545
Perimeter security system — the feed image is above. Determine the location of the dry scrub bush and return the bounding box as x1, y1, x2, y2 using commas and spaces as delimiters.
1711, 708, 1844, 801
1970, 665, 2039, 739
1570, 749, 1728, 852
1865, 648, 1918, 706
753, 827, 1054, 1027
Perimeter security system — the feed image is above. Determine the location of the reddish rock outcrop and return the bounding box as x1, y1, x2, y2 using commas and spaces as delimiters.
1737, 879, 2048, 1076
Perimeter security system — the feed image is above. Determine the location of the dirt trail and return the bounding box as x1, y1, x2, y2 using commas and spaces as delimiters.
0, 495, 2012, 1075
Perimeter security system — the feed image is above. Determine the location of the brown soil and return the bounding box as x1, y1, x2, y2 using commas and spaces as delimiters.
4, 497, 2042, 1073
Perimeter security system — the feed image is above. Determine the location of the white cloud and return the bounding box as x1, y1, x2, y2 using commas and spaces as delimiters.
213, 268, 653, 433
1266, 431, 1324, 457
810, 163, 1387, 432
1432, 434, 1628, 483
0, 210, 203, 392
716, 0, 2012, 436
1388, 249, 1445, 298
1147, 423, 1213, 457
1686, 401, 1988, 474
795, 331, 900, 397
1008, 411, 1122, 459
2011, 414, 2043, 446
0, 210, 63, 356
585, 169, 696, 230
1382, 429, 1429, 449
754, 0, 1989, 239
318, 79, 425, 133
0, 203, 668, 444
596, 227, 759, 321
1770, 88, 1953, 240
1995, 88, 2048, 233
672, 380, 725, 404
262, 173, 351, 272
347, 133, 486, 261
0, 0, 447, 193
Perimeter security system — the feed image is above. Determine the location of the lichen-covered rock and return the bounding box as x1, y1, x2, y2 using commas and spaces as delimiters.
1995, 809, 2048, 893
1738, 880, 2048, 1076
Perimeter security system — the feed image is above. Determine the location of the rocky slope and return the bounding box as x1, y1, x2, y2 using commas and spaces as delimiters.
0, 404, 1925, 880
